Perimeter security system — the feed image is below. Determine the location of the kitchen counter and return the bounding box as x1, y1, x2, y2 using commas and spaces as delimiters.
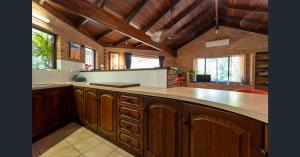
32, 82, 268, 123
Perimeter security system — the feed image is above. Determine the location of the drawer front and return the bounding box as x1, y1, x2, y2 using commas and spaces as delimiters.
119, 94, 141, 108
120, 119, 140, 134
119, 106, 140, 120
119, 132, 140, 150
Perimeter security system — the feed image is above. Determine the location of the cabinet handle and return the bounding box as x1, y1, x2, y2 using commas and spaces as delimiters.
126, 124, 131, 129
182, 118, 189, 124
260, 149, 268, 157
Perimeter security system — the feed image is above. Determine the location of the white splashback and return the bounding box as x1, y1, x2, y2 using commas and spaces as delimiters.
79, 69, 167, 87
57, 59, 85, 72
32, 70, 79, 84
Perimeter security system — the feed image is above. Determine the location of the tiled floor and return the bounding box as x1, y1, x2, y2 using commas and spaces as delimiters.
32, 122, 134, 157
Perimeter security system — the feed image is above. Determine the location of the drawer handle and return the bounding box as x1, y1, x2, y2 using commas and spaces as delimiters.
126, 124, 131, 129
125, 98, 133, 104
260, 149, 268, 157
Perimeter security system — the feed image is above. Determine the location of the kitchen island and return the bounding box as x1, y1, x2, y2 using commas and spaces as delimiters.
32, 82, 268, 157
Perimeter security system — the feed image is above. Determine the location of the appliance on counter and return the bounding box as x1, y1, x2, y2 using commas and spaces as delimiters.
196, 75, 211, 82
89, 82, 140, 88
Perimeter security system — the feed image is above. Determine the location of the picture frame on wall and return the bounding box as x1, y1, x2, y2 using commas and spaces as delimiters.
69, 42, 81, 60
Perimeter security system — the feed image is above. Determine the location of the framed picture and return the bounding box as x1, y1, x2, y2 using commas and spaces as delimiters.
69, 42, 81, 60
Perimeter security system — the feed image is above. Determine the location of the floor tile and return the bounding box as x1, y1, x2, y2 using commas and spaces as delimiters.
51, 146, 82, 157
116, 148, 135, 157
65, 129, 93, 145
32, 145, 41, 157
82, 143, 114, 157
71, 136, 102, 153
42, 140, 72, 157
103, 139, 118, 150
107, 150, 126, 157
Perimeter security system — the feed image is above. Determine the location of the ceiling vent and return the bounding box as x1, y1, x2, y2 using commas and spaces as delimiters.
205, 39, 229, 47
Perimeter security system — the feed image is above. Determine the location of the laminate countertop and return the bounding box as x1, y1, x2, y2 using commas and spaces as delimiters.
32, 82, 268, 123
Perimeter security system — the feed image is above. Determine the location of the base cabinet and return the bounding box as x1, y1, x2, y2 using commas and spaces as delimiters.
84, 88, 98, 129
97, 90, 117, 140
143, 97, 181, 157
32, 86, 72, 141
73, 87, 84, 123
181, 104, 264, 157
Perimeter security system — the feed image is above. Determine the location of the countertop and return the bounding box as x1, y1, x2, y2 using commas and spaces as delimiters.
32, 82, 268, 123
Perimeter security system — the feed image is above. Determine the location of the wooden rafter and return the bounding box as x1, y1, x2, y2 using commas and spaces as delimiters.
161, 0, 206, 31
96, 0, 106, 8
95, 29, 113, 41
220, 19, 268, 34
46, 0, 176, 56
163, 7, 212, 43
221, 15, 268, 25
113, 0, 148, 46
76, 18, 89, 28
113, 36, 131, 46
133, 42, 144, 48
39, 0, 45, 5
175, 20, 215, 49
125, 0, 148, 22
221, 2, 268, 13
142, 0, 180, 32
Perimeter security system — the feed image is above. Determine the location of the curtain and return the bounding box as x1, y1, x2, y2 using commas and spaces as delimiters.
239, 54, 246, 82
158, 56, 165, 68
193, 58, 198, 71
124, 52, 132, 69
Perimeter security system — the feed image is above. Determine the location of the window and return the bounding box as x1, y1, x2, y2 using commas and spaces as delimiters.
32, 28, 55, 70
85, 47, 95, 70
131, 56, 159, 69
110, 52, 119, 70
196, 55, 245, 83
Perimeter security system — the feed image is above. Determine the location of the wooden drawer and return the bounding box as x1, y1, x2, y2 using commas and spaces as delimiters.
119, 94, 141, 108
120, 119, 141, 135
118, 132, 141, 150
119, 106, 140, 121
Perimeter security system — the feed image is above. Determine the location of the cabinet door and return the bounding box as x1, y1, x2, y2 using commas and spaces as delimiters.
143, 97, 181, 157
84, 88, 98, 129
98, 90, 116, 140
182, 104, 264, 157
47, 87, 71, 129
73, 87, 84, 122
32, 90, 47, 139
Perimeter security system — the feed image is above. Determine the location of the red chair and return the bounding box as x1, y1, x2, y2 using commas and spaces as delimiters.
235, 88, 268, 95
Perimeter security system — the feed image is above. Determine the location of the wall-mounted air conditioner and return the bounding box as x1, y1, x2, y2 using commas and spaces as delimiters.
205, 39, 229, 47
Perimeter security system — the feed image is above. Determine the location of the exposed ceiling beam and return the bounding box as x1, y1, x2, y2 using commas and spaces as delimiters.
114, 0, 148, 46
221, 2, 268, 13
125, 0, 148, 22
96, 0, 106, 8
220, 15, 268, 25
174, 21, 215, 49
95, 29, 113, 41
220, 19, 268, 34
161, 0, 206, 31
133, 42, 144, 48
46, 0, 176, 56
163, 7, 212, 43
142, 0, 180, 32
38, 2, 101, 46
113, 36, 131, 46
76, 18, 89, 28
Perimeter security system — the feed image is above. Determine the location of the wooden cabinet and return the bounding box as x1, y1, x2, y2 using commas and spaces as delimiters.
32, 86, 72, 141
117, 93, 144, 156
84, 88, 98, 129
73, 86, 84, 123
97, 90, 117, 140
32, 90, 47, 140
47, 87, 72, 129
182, 104, 264, 157
143, 97, 181, 157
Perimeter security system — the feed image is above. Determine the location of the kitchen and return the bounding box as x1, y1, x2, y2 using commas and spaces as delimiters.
32, 0, 268, 157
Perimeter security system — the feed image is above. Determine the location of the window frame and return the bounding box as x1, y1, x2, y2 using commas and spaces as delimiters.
32, 25, 57, 70
84, 46, 96, 70
130, 55, 160, 69
197, 55, 245, 84
109, 52, 119, 70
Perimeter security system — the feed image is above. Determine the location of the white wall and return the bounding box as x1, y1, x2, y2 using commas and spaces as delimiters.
32, 59, 82, 84
79, 69, 167, 87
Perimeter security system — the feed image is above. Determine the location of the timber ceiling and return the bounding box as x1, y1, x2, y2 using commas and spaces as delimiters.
35, 0, 268, 57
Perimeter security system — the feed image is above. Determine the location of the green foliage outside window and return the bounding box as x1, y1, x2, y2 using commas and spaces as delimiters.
32, 28, 55, 70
